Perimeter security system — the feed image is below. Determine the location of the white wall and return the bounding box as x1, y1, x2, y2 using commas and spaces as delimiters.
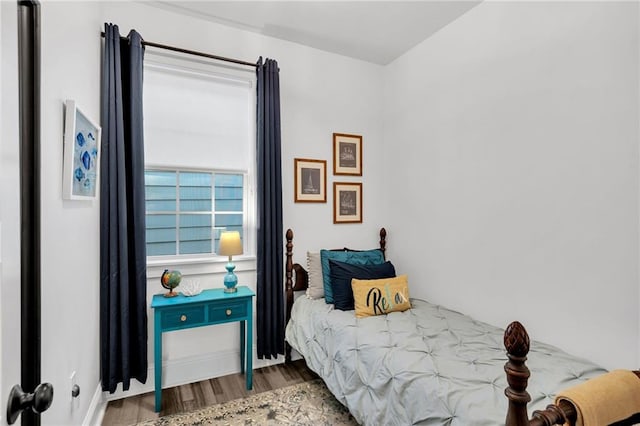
39, 2, 104, 424
383, 1, 639, 370
0, 1, 384, 424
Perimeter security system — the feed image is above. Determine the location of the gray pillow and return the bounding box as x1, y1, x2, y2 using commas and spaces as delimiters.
305, 251, 324, 299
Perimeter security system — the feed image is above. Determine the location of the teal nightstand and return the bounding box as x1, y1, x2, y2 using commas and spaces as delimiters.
151, 286, 255, 412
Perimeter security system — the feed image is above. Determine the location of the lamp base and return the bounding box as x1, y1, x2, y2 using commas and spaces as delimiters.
223, 261, 238, 293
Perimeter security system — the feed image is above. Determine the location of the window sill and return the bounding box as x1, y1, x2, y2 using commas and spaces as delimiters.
147, 255, 257, 278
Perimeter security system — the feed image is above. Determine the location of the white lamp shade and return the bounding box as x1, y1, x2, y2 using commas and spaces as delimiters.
219, 231, 243, 256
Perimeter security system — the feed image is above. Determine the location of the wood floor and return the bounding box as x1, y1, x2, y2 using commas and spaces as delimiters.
101, 360, 318, 425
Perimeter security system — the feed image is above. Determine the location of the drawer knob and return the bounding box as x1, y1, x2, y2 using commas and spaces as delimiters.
180, 315, 187, 322
226, 309, 232, 316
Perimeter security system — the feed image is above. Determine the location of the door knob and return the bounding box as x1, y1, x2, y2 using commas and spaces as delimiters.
6, 382, 54, 424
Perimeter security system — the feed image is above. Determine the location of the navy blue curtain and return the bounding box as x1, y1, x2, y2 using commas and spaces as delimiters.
256, 58, 284, 359
100, 23, 147, 393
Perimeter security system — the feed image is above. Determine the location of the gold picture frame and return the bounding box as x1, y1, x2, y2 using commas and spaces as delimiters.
294, 158, 327, 202
333, 133, 362, 176
333, 182, 362, 224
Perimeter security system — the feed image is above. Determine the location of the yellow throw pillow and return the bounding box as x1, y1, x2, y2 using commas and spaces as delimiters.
352, 275, 411, 318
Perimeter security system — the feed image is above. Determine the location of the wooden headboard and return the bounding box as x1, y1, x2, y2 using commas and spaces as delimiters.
284, 227, 387, 362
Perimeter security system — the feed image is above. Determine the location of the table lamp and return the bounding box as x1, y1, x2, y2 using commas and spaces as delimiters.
219, 231, 243, 293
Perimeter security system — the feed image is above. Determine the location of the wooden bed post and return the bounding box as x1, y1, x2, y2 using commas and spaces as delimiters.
379, 227, 387, 259
504, 322, 578, 426
284, 229, 308, 363
504, 321, 532, 426
285, 229, 294, 363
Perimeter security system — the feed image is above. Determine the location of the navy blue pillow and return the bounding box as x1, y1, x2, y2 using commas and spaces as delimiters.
329, 259, 396, 311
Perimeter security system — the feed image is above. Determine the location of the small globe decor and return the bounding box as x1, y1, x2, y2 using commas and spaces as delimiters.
160, 269, 182, 298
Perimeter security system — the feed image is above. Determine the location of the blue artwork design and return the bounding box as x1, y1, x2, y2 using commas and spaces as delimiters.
70, 109, 99, 197
76, 132, 85, 147
74, 167, 85, 182
81, 151, 91, 170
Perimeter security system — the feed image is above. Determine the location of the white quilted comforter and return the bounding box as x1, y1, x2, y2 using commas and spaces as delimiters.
285, 297, 606, 426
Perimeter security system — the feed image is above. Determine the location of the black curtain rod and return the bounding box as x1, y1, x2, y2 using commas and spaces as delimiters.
100, 31, 258, 68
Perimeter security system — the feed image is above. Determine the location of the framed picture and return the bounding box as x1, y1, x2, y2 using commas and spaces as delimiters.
333, 182, 362, 224
294, 158, 327, 202
333, 133, 362, 176
62, 100, 101, 200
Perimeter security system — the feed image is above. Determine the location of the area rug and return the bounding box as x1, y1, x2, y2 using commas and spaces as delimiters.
137, 379, 358, 426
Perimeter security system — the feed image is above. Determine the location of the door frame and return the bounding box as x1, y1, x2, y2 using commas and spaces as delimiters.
16, 1, 42, 424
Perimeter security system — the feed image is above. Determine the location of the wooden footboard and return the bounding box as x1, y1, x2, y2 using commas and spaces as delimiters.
284, 228, 640, 424
284, 227, 387, 363
504, 321, 640, 426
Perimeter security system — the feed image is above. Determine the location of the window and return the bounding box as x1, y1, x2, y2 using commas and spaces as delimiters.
143, 52, 255, 260
145, 170, 244, 256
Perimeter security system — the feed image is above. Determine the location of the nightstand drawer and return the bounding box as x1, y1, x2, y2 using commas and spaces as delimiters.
209, 301, 247, 322
161, 305, 205, 328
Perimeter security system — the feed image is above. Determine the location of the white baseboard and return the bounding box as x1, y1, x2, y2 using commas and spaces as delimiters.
106, 348, 285, 402
83, 383, 106, 426
83, 348, 287, 424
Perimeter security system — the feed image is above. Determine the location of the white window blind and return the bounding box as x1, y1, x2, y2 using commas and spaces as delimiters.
143, 53, 256, 259
144, 59, 254, 171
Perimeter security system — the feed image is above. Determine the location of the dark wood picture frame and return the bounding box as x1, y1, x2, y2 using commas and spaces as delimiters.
333, 133, 362, 176
333, 182, 362, 223
294, 158, 327, 202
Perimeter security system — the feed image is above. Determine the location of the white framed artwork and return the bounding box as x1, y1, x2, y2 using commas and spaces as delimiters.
62, 100, 101, 200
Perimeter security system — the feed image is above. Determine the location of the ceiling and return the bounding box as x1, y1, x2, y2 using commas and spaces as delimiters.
149, 1, 481, 65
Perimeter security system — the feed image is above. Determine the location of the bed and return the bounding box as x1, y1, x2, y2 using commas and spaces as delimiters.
283, 228, 640, 426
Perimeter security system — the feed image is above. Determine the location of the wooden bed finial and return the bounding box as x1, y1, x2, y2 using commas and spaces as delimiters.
504, 321, 532, 426
504, 321, 530, 357
379, 228, 387, 259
